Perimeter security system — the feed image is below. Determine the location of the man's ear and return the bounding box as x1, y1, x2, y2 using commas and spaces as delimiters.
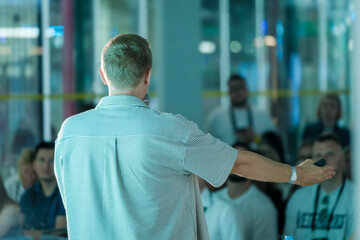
144, 67, 152, 86
99, 68, 108, 86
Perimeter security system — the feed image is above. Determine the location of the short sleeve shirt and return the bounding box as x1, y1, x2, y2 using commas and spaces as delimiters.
55, 95, 238, 240
20, 181, 66, 230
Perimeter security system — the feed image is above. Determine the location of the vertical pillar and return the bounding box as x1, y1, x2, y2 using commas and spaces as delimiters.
138, 0, 148, 39
41, 0, 51, 140
318, 0, 328, 91
154, 0, 203, 127
219, 0, 230, 107
255, 0, 267, 109
62, 0, 76, 118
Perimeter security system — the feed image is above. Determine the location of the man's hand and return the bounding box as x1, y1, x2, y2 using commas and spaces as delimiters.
294, 159, 335, 186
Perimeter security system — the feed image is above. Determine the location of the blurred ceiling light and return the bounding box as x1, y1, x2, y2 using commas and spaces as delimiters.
0, 46, 11, 55
230, 41, 242, 53
0, 27, 39, 38
348, 39, 353, 51
253, 37, 263, 48
0, 26, 62, 39
46, 28, 55, 38
199, 41, 216, 54
264, 35, 277, 47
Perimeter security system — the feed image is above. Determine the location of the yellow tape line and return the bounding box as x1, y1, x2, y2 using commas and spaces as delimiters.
203, 89, 349, 98
0, 89, 350, 101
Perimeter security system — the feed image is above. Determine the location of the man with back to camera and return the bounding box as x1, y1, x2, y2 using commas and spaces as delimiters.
284, 133, 355, 240
54, 33, 335, 239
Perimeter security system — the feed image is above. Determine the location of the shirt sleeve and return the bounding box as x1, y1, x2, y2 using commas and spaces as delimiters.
183, 122, 238, 187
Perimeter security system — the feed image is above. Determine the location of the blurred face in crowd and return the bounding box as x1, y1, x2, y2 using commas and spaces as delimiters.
319, 97, 340, 127
33, 148, 55, 182
229, 79, 248, 107
296, 144, 312, 165
20, 163, 37, 188
312, 140, 345, 174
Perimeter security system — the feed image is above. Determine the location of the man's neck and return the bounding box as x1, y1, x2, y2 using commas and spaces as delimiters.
227, 180, 252, 199
320, 174, 344, 194
321, 120, 336, 128
40, 179, 57, 197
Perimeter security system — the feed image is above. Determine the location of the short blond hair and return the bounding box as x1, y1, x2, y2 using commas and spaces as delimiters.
17, 148, 35, 182
101, 34, 152, 91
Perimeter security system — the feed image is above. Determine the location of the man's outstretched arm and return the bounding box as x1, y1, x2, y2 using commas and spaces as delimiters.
231, 151, 335, 186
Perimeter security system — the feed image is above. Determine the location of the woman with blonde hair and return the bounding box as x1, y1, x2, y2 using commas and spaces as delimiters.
302, 93, 350, 147
0, 176, 21, 237
5, 148, 37, 202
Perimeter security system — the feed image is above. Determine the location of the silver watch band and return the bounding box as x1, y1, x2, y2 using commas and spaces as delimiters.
288, 166, 297, 184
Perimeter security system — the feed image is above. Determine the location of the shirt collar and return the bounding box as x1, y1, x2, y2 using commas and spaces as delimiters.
34, 181, 58, 198
96, 95, 148, 109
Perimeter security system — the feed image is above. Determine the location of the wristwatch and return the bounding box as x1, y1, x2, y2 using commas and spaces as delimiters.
288, 166, 297, 184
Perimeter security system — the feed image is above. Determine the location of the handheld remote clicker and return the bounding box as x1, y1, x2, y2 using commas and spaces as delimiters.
314, 158, 326, 167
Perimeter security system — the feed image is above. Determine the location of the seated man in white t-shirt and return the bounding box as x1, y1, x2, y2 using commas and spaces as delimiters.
284, 133, 356, 240
202, 144, 278, 240
202, 189, 246, 240
206, 74, 275, 145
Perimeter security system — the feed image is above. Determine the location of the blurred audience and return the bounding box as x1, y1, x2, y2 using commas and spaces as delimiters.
259, 131, 285, 164
0, 176, 21, 238
296, 139, 314, 165
20, 141, 66, 240
11, 119, 38, 156
254, 143, 285, 234
202, 143, 278, 240
284, 133, 355, 239
206, 74, 276, 145
5, 148, 37, 202
302, 93, 350, 148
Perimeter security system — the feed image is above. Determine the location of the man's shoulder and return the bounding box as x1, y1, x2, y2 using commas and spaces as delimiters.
23, 183, 38, 196
57, 111, 94, 138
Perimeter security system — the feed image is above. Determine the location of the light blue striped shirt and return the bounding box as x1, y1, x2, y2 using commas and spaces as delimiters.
55, 95, 237, 239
